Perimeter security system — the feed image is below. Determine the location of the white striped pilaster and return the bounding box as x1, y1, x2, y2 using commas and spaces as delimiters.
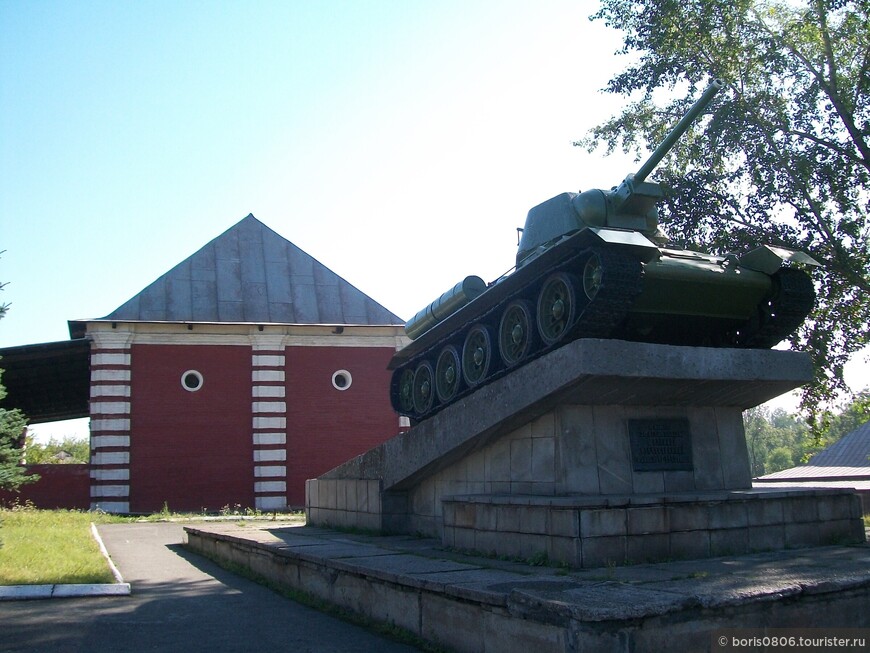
251, 336, 288, 511
89, 331, 133, 513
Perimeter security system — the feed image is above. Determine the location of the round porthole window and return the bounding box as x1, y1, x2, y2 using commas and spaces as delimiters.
332, 370, 352, 391
181, 370, 204, 392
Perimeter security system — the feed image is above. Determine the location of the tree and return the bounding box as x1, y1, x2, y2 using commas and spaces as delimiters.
815, 388, 870, 444
581, 0, 870, 434
744, 405, 812, 475
23, 435, 89, 465
0, 365, 32, 491
766, 446, 795, 472
0, 260, 36, 491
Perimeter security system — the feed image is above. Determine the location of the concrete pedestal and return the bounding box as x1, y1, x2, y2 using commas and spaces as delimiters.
306, 339, 866, 567
440, 489, 864, 568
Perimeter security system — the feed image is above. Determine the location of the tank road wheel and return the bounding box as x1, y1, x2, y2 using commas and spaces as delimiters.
582, 252, 604, 300
498, 300, 537, 367
536, 272, 578, 346
412, 361, 435, 416
394, 368, 415, 415
462, 324, 494, 386
435, 345, 461, 404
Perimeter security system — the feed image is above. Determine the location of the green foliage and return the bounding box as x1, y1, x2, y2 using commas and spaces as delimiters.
0, 259, 36, 490
823, 389, 870, 440
0, 364, 35, 491
766, 446, 794, 472
745, 390, 869, 475
0, 252, 9, 320
745, 405, 814, 475
23, 435, 89, 464
583, 0, 870, 434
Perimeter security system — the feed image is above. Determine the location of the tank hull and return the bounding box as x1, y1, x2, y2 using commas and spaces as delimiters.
389, 228, 814, 421
389, 80, 817, 422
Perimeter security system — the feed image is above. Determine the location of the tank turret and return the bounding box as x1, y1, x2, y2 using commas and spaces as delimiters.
388, 79, 818, 422
516, 79, 724, 267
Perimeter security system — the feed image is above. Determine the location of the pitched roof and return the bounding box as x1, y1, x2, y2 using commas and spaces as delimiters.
808, 420, 870, 468
757, 420, 870, 481
93, 214, 402, 326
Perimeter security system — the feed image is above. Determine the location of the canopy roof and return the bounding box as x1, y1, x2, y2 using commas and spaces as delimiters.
0, 339, 90, 424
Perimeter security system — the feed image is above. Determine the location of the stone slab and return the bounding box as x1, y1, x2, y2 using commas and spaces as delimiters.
275, 541, 394, 560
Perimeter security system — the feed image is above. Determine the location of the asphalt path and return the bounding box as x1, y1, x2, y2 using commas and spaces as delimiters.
0, 522, 421, 653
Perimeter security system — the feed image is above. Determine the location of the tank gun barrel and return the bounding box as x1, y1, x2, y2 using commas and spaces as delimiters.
611, 78, 725, 207
635, 78, 724, 183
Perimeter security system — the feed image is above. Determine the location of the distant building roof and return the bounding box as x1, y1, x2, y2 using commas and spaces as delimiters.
757, 420, 870, 482
81, 214, 403, 327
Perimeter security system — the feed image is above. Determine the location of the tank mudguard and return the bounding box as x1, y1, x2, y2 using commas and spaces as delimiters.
738, 245, 821, 275
583, 227, 660, 263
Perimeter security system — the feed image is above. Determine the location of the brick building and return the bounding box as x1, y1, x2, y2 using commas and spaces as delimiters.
1, 215, 405, 512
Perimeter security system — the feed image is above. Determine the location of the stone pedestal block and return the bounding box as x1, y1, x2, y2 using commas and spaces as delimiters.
440, 490, 865, 568
305, 339, 866, 566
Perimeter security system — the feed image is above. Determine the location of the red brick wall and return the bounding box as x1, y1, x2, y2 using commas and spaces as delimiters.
285, 346, 397, 506
129, 344, 253, 513
0, 464, 90, 510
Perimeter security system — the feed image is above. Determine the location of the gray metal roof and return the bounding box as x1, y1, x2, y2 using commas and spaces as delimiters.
758, 420, 870, 481
95, 214, 403, 326
809, 420, 870, 467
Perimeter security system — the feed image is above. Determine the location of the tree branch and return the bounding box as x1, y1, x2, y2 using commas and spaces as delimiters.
754, 5, 870, 165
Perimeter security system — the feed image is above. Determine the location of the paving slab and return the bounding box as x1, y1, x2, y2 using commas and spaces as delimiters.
278, 541, 396, 559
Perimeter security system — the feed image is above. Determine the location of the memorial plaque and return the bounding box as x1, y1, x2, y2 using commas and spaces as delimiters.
628, 418, 693, 471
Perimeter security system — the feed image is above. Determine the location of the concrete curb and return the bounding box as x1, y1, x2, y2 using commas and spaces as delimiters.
0, 522, 131, 601
91, 522, 125, 584
0, 582, 131, 601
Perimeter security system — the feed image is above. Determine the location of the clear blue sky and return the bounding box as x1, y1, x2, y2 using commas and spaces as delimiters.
1, 1, 866, 441
1, 0, 631, 342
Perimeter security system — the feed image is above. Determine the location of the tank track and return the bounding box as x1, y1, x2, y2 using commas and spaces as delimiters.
739, 267, 815, 349
562, 247, 644, 341
391, 246, 643, 421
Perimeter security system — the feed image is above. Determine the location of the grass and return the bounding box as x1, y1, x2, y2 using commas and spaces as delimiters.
0, 506, 128, 585
0, 505, 305, 586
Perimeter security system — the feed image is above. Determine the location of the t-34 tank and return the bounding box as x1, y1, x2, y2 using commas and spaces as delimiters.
389, 79, 819, 421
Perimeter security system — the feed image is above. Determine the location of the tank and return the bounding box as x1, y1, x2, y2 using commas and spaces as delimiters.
389, 79, 819, 421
